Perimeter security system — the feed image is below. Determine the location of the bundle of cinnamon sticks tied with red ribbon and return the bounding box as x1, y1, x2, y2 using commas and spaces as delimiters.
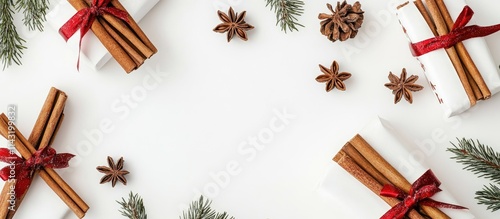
0, 88, 88, 218
60, 0, 157, 73
329, 118, 472, 219
397, 0, 500, 117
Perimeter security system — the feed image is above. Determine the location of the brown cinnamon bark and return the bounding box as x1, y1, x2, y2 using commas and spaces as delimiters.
67, 0, 137, 73
334, 151, 426, 219
424, 0, 476, 106
434, 0, 491, 99
99, 17, 145, 66
349, 134, 450, 219
110, 0, 158, 54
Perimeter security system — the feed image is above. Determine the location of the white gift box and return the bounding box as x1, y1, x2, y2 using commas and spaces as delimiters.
317, 117, 474, 218
47, 0, 159, 71
396, 0, 500, 117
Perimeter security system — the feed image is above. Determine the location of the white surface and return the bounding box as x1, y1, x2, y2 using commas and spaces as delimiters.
1, 0, 500, 218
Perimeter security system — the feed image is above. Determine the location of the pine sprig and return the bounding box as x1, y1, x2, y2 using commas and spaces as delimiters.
448, 138, 500, 211
476, 184, 500, 212
16, 0, 49, 31
117, 192, 147, 219
181, 196, 235, 219
448, 138, 500, 184
265, 0, 304, 33
0, 0, 49, 69
0, 0, 26, 69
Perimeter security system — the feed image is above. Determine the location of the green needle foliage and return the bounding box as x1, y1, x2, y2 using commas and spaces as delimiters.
477, 184, 500, 212
117, 192, 147, 219
16, 0, 49, 31
181, 196, 235, 219
448, 138, 500, 211
0, 0, 48, 69
265, 0, 304, 33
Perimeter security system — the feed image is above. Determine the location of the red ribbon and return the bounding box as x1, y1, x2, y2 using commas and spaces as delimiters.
410, 6, 500, 57
0, 147, 74, 198
379, 169, 467, 219
59, 0, 129, 70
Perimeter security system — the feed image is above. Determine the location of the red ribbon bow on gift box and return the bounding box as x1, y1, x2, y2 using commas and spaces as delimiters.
410, 6, 500, 56
379, 169, 467, 219
59, 0, 129, 69
0, 147, 74, 198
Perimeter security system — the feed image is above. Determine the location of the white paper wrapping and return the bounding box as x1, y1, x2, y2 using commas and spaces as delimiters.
317, 117, 474, 218
47, 0, 159, 70
396, 1, 500, 117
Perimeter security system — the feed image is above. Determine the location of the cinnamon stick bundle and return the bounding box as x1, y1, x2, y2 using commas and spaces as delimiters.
414, 0, 490, 101
334, 134, 450, 219
67, 0, 157, 73
0, 88, 89, 219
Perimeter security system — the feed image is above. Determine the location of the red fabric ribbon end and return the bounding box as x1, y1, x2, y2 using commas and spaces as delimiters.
379, 169, 467, 219
410, 6, 500, 57
58, 0, 129, 70
0, 147, 74, 198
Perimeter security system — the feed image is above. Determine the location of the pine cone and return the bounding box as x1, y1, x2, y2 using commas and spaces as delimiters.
319, 1, 364, 42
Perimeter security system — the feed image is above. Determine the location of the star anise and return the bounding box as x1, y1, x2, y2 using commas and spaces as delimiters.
213, 7, 254, 42
318, 1, 364, 42
384, 68, 424, 104
316, 60, 351, 92
96, 156, 129, 187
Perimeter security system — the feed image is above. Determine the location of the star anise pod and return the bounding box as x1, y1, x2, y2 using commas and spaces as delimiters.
213, 7, 254, 42
384, 68, 424, 104
316, 60, 351, 92
318, 1, 364, 42
97, 156, 129, 187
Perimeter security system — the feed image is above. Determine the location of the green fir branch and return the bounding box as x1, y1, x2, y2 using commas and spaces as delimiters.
0, 0, 26, 69
117, 192, 147, 219
265, 0, 304, 33
448, 138, 500, 184
181, 196, 235, 219
476, 184, 500, 212
15, 0, 49, 31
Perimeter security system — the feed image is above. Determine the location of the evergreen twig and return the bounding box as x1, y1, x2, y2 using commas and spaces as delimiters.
181, 196, 235, 219
476, 184, 500, 212
0, 0, 26, 69
448, 138, 500, 211
265, 0, 304, 33
16, 0, 49, 31
117, 192, 147, 219
448, 138, 500, 184
0, 0, 48, 69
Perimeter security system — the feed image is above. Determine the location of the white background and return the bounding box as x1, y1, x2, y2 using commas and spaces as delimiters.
1, 0, 500, 218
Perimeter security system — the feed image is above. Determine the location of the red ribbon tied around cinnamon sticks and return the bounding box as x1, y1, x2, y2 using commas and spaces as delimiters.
59, 0, 129, 69
379, 169, 467, 219
411, 6, 500, 57
0, 147, 74, 198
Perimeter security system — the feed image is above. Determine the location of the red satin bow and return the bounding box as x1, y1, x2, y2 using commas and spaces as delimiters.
0, 147, 74, 198
380, 169, 467, 219
410, 6, 500, 57
59, 0, 129, 69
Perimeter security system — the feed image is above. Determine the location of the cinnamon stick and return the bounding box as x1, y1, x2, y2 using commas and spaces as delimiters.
0, 114, 87, 218
67, 0, 137, 73
99, 17, 145, 66
334, 151, 426, 219
100, 13, 154, 58
349, 134, 450, 219
342, 143, 391, 186
3, 89, 67, 219
435, 0, 491, 99
110, 0, 158, 54
414, 0, 438, 36
424, 0, 476, 106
